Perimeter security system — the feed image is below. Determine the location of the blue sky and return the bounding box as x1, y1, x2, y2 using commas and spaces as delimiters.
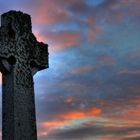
1, 0, 140, 140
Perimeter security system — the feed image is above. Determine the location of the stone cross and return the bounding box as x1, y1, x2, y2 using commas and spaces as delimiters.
0, 11, 48, 140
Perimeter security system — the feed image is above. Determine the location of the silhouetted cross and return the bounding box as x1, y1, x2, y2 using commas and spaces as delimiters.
0, 11, 48, 140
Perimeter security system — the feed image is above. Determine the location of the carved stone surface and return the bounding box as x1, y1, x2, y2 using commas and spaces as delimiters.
0, 11, 49, 140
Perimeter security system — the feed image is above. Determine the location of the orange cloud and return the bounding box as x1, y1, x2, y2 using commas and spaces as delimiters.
41, 120, 68, 128
40, 107, 102, 129
37, 131, 48, 137
121, 106, 140, 122
129, 108, 140, 117
110, 96, 140, 123
38, 107, 101, 138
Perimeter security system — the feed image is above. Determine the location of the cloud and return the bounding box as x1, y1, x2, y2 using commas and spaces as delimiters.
24, 0, 88, 25
36, 101, 102, 138
29, 0, 136, 48
37, 131, 48, 138
37, 107, 101, 138
118, 69, 140, 75
122, 0, 140, 7
85, 16, 95, 27
44, 121, 140, 140
34, 30, 82, 52
64, 96, 74, 104
40, 120, 67, 128
88, 25, 102, 42
33, 30, 47, 42
1, 1, 140, 140
121, 106, 140, 121
58, 107, 101, 120
48, 31, 81, 51
70, 66, 95, 74
23, 0, 70, 25
97, 54, 115, 65
127, 50, 140, 59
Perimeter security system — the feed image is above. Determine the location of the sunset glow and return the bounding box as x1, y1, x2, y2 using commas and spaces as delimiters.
0, 0, 140, 140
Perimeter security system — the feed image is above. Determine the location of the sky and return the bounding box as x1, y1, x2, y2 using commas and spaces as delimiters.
0, 0, 140, 140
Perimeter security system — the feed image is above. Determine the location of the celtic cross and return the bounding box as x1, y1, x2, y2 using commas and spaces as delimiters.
0, 11, 48, 140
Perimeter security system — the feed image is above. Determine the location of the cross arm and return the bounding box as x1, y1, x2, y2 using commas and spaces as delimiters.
32, 42, 49, 70
36, 42, 49, 69
29, 34, 49, 75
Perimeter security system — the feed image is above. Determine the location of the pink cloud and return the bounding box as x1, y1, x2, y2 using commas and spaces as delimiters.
70, 66, 95, 74
64, 96, 74, 104
28, 0, 86, 25
30, 0, 70, 25
33, 30, 46, 42
34, 30, 81, 52
37, 131, 48, 138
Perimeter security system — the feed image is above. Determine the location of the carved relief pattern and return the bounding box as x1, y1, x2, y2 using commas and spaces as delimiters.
0, 28, 15, 57
0, 11, 48, 88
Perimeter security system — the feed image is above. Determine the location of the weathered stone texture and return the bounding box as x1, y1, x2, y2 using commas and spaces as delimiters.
0, 11, 49, 140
